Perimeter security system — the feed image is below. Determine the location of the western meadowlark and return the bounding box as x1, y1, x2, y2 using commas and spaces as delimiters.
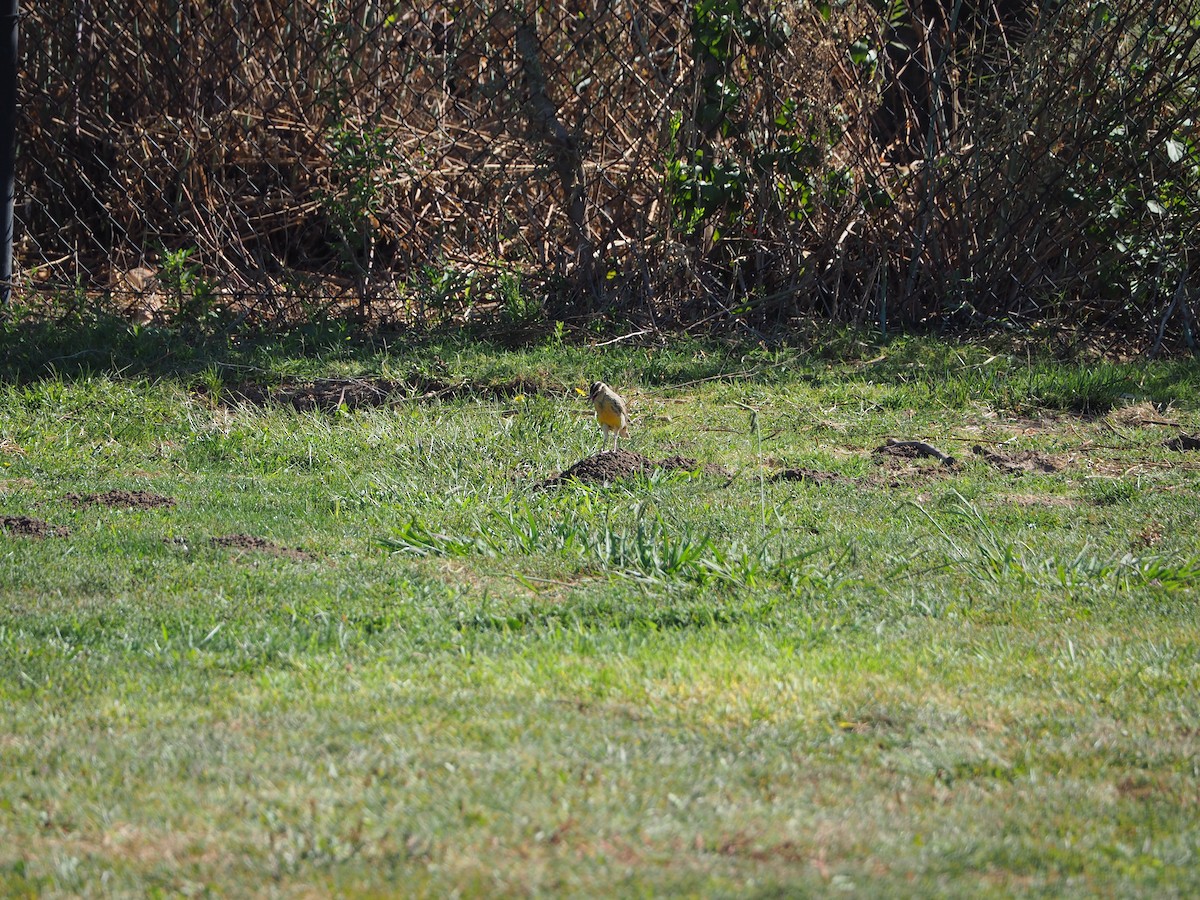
588, 381, 630, 450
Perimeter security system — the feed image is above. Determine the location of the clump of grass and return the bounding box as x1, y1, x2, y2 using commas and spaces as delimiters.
381, 501, 821, 590
1083, 477, 1142, 506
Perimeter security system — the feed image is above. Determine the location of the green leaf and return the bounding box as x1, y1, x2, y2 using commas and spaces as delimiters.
848, 38, 876, 67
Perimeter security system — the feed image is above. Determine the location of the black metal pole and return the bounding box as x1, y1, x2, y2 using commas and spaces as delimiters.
0, 0, 16, 306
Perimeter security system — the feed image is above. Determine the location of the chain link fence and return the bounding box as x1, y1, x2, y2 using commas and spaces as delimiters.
14, 0, 1200, 341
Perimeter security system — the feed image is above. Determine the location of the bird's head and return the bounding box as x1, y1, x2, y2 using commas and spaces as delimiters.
588, 381, 605, 400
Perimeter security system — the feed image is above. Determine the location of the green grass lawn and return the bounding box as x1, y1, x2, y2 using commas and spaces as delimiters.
2, 329, 1199, 896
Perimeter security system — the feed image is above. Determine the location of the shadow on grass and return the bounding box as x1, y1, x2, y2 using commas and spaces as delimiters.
0, 312, 359, 383
3, 311, 1198, 413
0, 312, 798, 391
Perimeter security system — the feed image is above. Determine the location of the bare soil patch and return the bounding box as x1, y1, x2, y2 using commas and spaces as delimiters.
1131, 524, 1164, 549
210, 534, 313, 561
64, 490, 176, 509
971, 445, 1060, 474
873, 439, 958, 467
215, 375, 559, 412
1106, 402, 1180, 429
869, 441, 960, 485
994, 494, 1080, 508
1, 515, 68, 538
538, 450, 729, 488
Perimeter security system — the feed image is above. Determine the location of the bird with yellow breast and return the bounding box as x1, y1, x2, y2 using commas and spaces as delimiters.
588, 381, 630, 451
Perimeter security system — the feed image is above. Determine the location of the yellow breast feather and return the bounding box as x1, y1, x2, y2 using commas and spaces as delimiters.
588, 381, 631, 449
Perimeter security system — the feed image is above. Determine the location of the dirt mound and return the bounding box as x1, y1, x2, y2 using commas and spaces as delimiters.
539, 450, 729, 487
64, 490, 176, 509
210, 534, 312, 560
873, 439, 958, 467
656, 455, 731, 477
1, 515, 68, 538
971, 445, 1059, 474
865, 441, 960, 485
770, 467, 850, 485
1164, 434, 1200, 452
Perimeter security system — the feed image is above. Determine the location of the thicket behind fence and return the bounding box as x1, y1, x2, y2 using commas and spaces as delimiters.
15, 0, 1200, 341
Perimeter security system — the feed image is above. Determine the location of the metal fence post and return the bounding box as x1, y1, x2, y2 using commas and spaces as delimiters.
0, 0, 16, 306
